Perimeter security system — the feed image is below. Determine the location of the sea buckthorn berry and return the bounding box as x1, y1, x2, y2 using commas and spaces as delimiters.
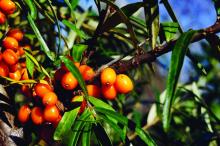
0, 0, 16, 14
42, 92, 58, 106
8, 28, 23, 41
101, 67, 116, 86
2, 37, 19, 51
44, 105, 60, 122
52, 114, 62, 128
3, 49, 18, 65
9, 70, 21, 81
54, 68, 67, 81
31, 107, 44, 125
21, 85, 32, 97
9, 63, 20, 73
102, 85, 117, 100
79, 65, 95, 81
18, 105, 31, 123
0, 61, 9, 77
20, 68, 29, 80
87, 85, 100, 98
114, 74, 133, 94
17, 46, 25, 56
0, 11, 6, 24
71, 96, 87, 114
61, 72, 78, 90
34, 83, 53, 98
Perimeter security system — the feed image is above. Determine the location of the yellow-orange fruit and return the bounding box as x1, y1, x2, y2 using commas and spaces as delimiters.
114, 74, 133, 94
101, 67, 116, 86
61, 72, 78, 90
102, 85, 117, 100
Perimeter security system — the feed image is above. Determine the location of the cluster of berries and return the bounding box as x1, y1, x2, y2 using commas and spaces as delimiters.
0, 28, 30, 81
18, 82, 61, 127
0, 0, 16, 24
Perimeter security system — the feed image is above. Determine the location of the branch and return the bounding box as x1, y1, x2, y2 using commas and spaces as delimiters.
111, 20, 220, 73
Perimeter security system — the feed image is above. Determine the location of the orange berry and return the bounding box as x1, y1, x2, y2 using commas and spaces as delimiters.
0, 11, 6, 24
79, 65, 95, 81
2, 49, 18, 65
43, 105, 60, 122
102, 85, 117, 100
34, 83, 53, 98
61, 72, 78, 90
87, 84, 100, 98
21, 84, 32, 97
54, 68, 67, 81
71, 96, 87, 114
101, 67, 116, 86
8, 28, 23, 41
114, 74, 133, 94
20, 68, 29, 80
20, 62, 26, 68
17, 46, 25, 56
9, 70, 21, 81
31, 107, 44, 125
0, 61, 9, 77
18, 105, 31, 123
42, 91, 58, 106
9, 63, 20, 73
0, 0, 16, 14
2, 37, 19, 51
52, 114, 62, 128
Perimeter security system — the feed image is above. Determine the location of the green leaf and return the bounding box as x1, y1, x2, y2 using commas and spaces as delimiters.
100, 2, 145, 33
25, 52, 35, 77
88, 96, 115, 111
24, 0, 37, 20
60, 56, 88, 96
143, 0, 160, 49
27, 14, 55, 61
65, 109, 91, 146
53, 107, 80, 140
72, 44, 87, 62
93, 123, 113, 146
162, 30, 196, 132
62, 20, 87, 39
81, 123, 92, 146
70, 0, 80, 9
95, 107, 157, 146
161, 22, 179, 41
98, 114, 127, 143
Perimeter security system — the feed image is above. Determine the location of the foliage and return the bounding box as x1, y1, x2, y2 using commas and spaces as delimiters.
0, 0, 219, 146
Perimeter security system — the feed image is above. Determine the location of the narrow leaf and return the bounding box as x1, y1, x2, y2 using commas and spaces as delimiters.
70, 0, 80, 9
53, 107, 80, 140
24, 0, 37, 20
88, 96, 115, 111
81, 123, 92, 146
27, 14, 55, 61
162, 30, 196, 132
62, 20, 86, 39
60, 56, 88, 96
161, 22, 179, 41
25, 52, 35, 77
95, 107, 157, 146
72, 44, 87, 62
93, 123, 112, 146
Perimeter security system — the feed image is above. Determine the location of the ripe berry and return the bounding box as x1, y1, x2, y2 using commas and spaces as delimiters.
71, 96, 87, 114
102, 85, 117, 100
52, 114, 62, 128
8, 28, 23, 41
61, 72, 78, 90
0, 0, 16, 14
79, 65, 95, 81
114, 74, 133, 94
18, 105, 31, 123
2, 37, 19, 51
87, 85, 100, 98
0, 11, 6, 24
101, 67, 116, 86
42, 91, 58, 106
9, 63, 21, 73
2, 49, 18, 65
44, 105, 60, 122
34, 83, 53, 98
31, 107, 44, 125
9, 70, 21, 81
21, 85, 32, 97
0, 61, 9, 77
20, 68, 29, 80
